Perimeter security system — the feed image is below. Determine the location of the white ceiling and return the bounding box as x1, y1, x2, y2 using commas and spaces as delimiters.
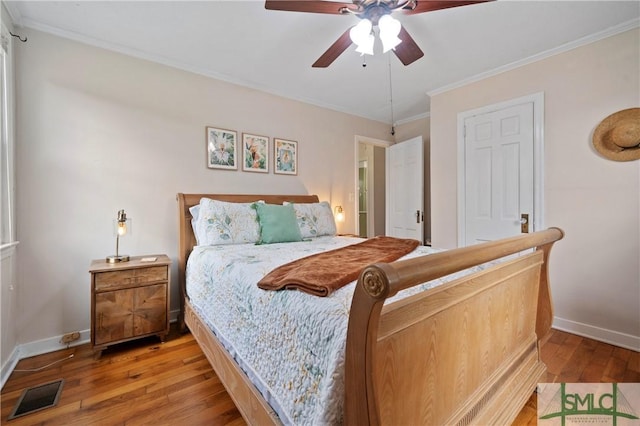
5, 1, 640, 124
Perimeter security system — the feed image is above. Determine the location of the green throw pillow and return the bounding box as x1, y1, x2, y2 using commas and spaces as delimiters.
253, 203, 303, 244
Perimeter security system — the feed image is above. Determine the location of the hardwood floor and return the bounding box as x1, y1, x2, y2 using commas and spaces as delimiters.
1, 325, 245, 426
2, 326, 638, 425
512, 329, 639, 425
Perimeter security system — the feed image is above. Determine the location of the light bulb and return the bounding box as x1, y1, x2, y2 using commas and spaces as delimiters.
117, 221, 127, 236
116, 209, 128, 236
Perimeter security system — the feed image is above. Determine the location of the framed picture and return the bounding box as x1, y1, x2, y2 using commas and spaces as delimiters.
206, 126, 237, 170
242, 133, 269, 173
274, 138, 298, 175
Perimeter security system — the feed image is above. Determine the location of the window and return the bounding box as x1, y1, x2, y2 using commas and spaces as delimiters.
1, 24, 15, 246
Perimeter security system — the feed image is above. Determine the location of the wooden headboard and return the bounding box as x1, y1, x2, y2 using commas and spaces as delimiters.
176, 193, 320, 330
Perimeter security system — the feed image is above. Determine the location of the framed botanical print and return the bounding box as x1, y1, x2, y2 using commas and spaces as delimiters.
242, 133, 269, 173
206, 126, 237, 170
274, 138, 297, 175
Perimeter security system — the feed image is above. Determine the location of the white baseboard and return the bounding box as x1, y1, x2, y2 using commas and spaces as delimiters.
553, 317, 640, 351
1, 346, 21, 390
170, 308, 180, 323
18, 330, 92, 360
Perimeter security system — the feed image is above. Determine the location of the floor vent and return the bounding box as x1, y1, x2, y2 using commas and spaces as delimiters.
8, 379, 64, 420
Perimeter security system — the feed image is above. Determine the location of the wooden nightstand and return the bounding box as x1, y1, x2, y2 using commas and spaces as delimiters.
89, 254, 171, 356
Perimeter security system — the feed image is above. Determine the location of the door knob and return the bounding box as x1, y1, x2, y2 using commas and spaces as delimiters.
520, 213, 529, 233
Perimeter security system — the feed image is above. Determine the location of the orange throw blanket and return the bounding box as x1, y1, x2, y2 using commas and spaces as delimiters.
257, 236, 420, 297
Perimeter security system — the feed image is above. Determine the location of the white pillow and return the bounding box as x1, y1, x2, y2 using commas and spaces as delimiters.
284, 201, 337, 239
193, 198, 262, 245
189, 204, 200, 240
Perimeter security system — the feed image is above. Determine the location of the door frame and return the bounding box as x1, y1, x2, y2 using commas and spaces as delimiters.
354, 135, 392, 237
456, 92, 545, 247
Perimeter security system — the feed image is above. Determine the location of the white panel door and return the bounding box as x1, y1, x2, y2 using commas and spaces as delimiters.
386, 136, 424, 243
463, 102, 534, 245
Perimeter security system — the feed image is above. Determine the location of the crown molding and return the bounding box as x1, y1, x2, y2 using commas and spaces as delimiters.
19, 17, 391, 125
427, 18, 640, 97
395, 111, 430, 126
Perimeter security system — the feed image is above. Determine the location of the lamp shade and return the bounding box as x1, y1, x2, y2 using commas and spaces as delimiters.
355, 33, 374, 56
350, 19, 374, 56
378, 14, 402, 53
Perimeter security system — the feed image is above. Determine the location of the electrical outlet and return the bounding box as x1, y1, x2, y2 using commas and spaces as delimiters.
61, 331, 80, 344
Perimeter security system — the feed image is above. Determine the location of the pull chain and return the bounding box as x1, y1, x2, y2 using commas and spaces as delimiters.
388, 54, 395, 136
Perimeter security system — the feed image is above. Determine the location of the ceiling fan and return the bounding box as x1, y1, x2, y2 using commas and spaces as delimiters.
265, 0, 491, 68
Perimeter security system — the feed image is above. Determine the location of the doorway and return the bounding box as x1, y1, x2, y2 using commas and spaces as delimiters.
355, 136, 391, 238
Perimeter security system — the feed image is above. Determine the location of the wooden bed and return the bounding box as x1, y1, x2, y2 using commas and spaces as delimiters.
177, 193, 564, 426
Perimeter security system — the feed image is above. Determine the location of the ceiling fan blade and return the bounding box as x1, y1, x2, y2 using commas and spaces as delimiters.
265, 1, 356, 14
393, 27, 424, 66
312, 28, 353, 68
400, 0, 493, 15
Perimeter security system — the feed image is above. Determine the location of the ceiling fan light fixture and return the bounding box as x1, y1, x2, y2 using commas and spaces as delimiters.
265, 0, 486, 67
355, 33, 375, 56
378, 14, 402, 53
380, 33, 401, 53
349, 19, 372, 44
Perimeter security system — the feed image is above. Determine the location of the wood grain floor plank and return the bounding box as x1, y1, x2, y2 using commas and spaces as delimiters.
554, 333, 582, 360
591, 341, 615, 366
78, 357, 213, 409
2, 325, 637, 426
604, 356, 628, 381
512, 332, 638, 426
612, 345, 632, 361
579, 358, 608, 382
628, 350, 640, 372
622, 368, 640, 382
558, 340, 596, 382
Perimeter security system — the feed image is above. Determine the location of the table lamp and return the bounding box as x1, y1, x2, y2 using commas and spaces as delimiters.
106, 209, 131, 263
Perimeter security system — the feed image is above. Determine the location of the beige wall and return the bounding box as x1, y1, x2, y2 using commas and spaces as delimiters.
13, 29, 390, 346
431, 29, 640, 347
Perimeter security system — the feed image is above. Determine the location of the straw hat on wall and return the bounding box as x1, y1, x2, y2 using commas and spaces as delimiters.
592, 108, 640, 162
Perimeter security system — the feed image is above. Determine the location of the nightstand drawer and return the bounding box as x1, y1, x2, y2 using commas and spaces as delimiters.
94, 265, 167, 291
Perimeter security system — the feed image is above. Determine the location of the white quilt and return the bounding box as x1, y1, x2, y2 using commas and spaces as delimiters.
186, 236, 485, 425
